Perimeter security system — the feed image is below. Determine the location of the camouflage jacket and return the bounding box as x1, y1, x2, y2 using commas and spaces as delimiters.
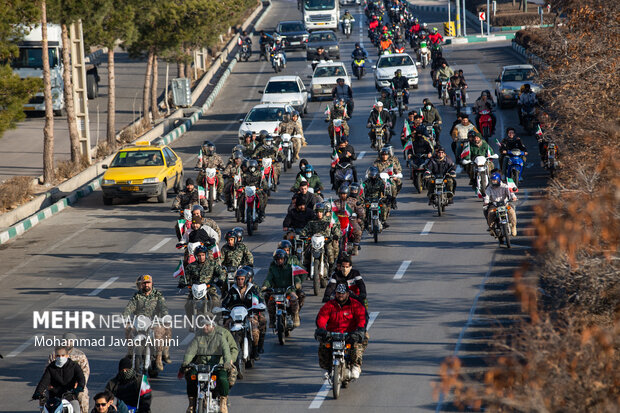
172, 189, 199, 210
221, 243, 254, 268
333, 197, 365, 221
242, 170, 269, 191
278, 120, 302, 136
253, 145, 282, 162
223, 162, 243, 181
241, 142, 257, 158
300, 218, 341, 240
185, 260, 226, 286
196, 154, 225, 170
122, 289, 169, 318
373, 157, 402, 176
363, 178, 386, 200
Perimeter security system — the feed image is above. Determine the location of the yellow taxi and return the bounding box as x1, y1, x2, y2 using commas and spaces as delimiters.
101, 141, 184, 205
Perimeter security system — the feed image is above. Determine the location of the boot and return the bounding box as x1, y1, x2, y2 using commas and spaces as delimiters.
258, 334, 265, 354
162, 347, 172, 364
186, 397, 196, 413
293, 313, 301, 328
219, 396, 228, 413
155, 354, 164, 371
216, 193, 223, 203
352, 243, 359, 255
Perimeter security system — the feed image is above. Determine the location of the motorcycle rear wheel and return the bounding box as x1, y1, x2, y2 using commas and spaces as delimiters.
437, 195, 443, 216
373, 220, 379, 243
502, 224, 512, 248
312, 258, 320, 296
237, 350, 246, 380
332, 363, 343, 399
276, 316, 286, 345
246, 211, 254, 236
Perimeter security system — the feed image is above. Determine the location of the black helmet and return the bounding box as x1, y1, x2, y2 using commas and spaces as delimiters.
291, 110, 300, 118
240, 265, 254, 281
248, 159, 258, 172
233, 150, 244, 160
395, 69, 402, 75
314, 202, 327, 213
273, 248, 288, 262
203, 141, 215, 155
194, 245, 208, 256
338, 183, 350, 195
259, 130, 269, 141
380, 147, 390, 156
355, 42, 361, 48
234, 267, 249, 283
243, 130, 252, 139
232, 227, 244, 242
242, 158, 250, 169
367, 166, 380, 179
277, 239, 292, 251
225, 230, 235, 241
232, 144, 244, 153
349, 182, 361, 197
264, 136, 274, 146
338, 136, 349, 145
381, 87, 390, 95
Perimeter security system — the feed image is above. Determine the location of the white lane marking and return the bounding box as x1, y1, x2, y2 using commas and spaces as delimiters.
309, 311, 380, 409
87, 276, 119, 296
6, 335, 36, 357
393, 260, 412, 280
181, 333, 195, 346
421, 221, 434, 235
357, 151, 366, 160
149, 237, 172, 252
253, 267, 261, 277
435, 253, 497, 413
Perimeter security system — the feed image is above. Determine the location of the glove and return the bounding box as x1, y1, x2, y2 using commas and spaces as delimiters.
314, 328, 328, 341
71, 388, 81, 396
32, 392, 42, 400
350, 328, 365, 343
177, 366, 185, 379
224, 360, 234, 370
177, 282, 187, 289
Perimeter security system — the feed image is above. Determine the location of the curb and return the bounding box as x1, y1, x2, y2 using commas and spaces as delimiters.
495, 23, 554, 31
445, 33, 515, 44
510, 40, 544, 66
0, 1, 272, 246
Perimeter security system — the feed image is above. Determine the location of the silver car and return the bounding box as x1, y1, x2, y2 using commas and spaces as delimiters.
494, 64, 541, 108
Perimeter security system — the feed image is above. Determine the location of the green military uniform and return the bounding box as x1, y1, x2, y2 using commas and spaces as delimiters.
122, 289, 169, 318
253, 145, 283, 181
373, 156, 403, 197
172, 188, 199, 210
241, 141, 257, 159
221, 243, 253, 269
262, 262, 303, 326
363, 178, 389, 222
196, 154, 225, 197
278, 119, 303, 159
241, 169, 269, 218
184, 260, 226, 313
217, 325, 239, 387
300, 218, 341, 268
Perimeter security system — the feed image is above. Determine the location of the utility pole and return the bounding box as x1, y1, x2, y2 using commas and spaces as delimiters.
456, 0, 462, 36
69, 20, 91, 162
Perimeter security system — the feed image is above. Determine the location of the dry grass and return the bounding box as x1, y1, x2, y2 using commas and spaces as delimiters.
0, 176, 34, 212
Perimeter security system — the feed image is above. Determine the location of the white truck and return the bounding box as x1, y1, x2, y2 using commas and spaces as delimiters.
303, 0, 340, 31
11, 23, 99, 116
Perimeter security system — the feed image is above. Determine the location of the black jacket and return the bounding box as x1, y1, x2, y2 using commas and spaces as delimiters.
222, 283, 264, 309
283, 208, 315, 230
335, 144, 357, 164
426, 157, 456, 176
411, 137, 433, 156
35, 359, 85, 399
367, 109, 392, 128
499, 137, 527, 153
188, 228, 215, 246
105, 372, 152, 413
391, 75, 409, 90
323, 269, 367, 303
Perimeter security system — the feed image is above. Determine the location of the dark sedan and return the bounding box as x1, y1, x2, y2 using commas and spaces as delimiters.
276, 21, 309, 50
306, 30, 340, 60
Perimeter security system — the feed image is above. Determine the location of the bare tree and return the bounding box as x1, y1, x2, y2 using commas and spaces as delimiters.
141, 47, 154, 126
150, 53, 159, 121
60, 23, 80, 164
42, 0, 55, 183
106, 47, 116, 146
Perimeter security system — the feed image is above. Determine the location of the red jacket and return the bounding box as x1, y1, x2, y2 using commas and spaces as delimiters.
316, 298, 366, 333
429, 33, 443, 44
409, 24, 420, 34
369, 20, 379, 30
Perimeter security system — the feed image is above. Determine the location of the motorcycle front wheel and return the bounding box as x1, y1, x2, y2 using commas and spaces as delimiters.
332, 363, 343, 399
246, 210, 254, 236
276, 315, 286, 345
415, 172, 423, 194
373, 220, 379, 243
312, 258, 320, 296
502, 224, 512, 248
437, 194, 443, 216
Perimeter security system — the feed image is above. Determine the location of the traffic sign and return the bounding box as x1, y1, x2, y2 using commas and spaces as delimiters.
479, 11, 486, 21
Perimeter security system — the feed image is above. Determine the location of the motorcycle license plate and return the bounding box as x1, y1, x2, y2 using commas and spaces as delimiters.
121, 186, 140, 191
290, 41, 300, 45
332, 341, 345, 350
323, 89, 332, 94
23, 106, 35, 111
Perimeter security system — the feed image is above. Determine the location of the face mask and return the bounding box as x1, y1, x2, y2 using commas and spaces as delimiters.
55, 356, 68, 367
305, 172, 312, 178
120, 368, 135, 381
425, 105, 431, 110
492, 181, 501, 187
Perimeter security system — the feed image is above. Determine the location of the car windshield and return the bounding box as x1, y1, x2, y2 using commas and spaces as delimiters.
110, 150, 164, 167
279, 22, 305, 32
501, 68, 536, 82
245, 107, 286, 122
11, 47, 59, 69
377, 55, 414, 68
309, 32, 337, 43
314, 65, 345, 77
265, 81, 300, 93
304, 0, 336, 11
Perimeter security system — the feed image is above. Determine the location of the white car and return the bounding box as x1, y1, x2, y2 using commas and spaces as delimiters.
309, 61, 351, 101
373, 53, 419, 90
238, 103, 294, 138
259, 76, 309, 116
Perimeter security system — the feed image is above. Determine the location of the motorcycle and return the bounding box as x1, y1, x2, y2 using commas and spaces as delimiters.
440, 79, 450, 106
333, 162, 355, 192
240, 43, 251, 62
39, 393, 76, 413
230, 173, 244, 222
244, 185, 259, 236
261, 158, 277, 194
197, 167, 218, 213
219, 303, 266, 378
489, 200, 513, 248
352, 58, 365, 80
189, 363, 223, 413
423, 122, 438, 147
311, 58, 331, 71
462, 154, 498, 198
408, 153, 429, 193
365, 198, 384, 243
452, 87, 463, 112
336, 212, 355, 256
342, 18, 352, 38
176, 241, 203, 267
428, 172, 455, 216
329, 118, 346, 148
323, 331, 355, 399
505, 149, 525, 188
188, 283, 216, 331
268, 287, 296, 345
270, 51, 284, 73
280, 133, 293, 171
394, 88, 406, 117
430, 43, 442, 62
370, 124, 387, 151
543, 141, 558, 178
308, 234, 330, 296
477, 109, 494, 141
130, 315, 164, 378
521, 103, 536, 135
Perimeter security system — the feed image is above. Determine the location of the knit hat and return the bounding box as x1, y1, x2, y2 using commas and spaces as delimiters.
118, 357, 132, 371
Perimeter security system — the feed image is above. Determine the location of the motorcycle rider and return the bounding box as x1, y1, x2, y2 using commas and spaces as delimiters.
33, 346, 85, 413
181, 244, 226, 307
45, 332, 90, 413
499, 127, 528, 176
434, 60, 454, 98
331, 136, 358, 185
270, 35, 286, 67
349, 182, 364, 203
277, 239, 302, 268
300, 203, 341, 272
238, 30, 252, 50
222, 268, 267, 358
291, 164, 324, 194
221, 230, 254, 269
283, 194, 314, 232
291, 110, 307, 146
464, 131, 495, 186
340, 9, 355, 31
351, 42, 368, 73
258, 31, 273, 61
483, 172, 518, 237
451, 114, 478, 160
332, 184, 364, 255
122, 275, 172, 371
240, 159, 268, 222
253, 135, 282, 187
474, 91, 496, 135
290, 180, 322, 211
373, 146, 402, 204
332, 78, 354, 115
105, 357, 152, 413
425, 146, 456, 204
315, 45, 331, 61
196, 141, 225, 203
421, 99, 442, 138
379, 32, 393, 53
406, 130, 434, 161
428, 27, 444, 44
323, 255, 368, 307
278, 113, 303, 160
448, 73, 467, 106
363, 166, 390, 227
390, 69, 410, 108
517, 83, 538, 125
223, 151, 244, 211
180, 315, 233, 413
261, 249, 304, 328
315, 284, 367, 379
172, 178, 199, 210
367, 102, 392, 148
181, 216, 219, 250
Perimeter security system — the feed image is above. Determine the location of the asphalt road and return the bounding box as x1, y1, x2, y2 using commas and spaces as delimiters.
0, 1, 547, 412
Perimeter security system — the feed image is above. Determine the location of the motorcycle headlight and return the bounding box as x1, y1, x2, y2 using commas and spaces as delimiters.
142, 177, 159, 183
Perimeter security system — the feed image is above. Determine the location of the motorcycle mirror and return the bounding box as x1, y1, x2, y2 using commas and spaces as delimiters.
372, 65, 377, 69
307, 75, 312, 78
238, 118, 244, 123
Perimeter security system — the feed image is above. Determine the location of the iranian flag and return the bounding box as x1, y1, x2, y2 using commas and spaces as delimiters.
506, 177, 519, 193
172, 260, 184, 278
292, 265, 308, 276
385, 164, 394, 176
342, 202, 353, 217
329, 211, 339, 228
197, 186, 206, 199
486, 146, 494, 158
403, 138, 413, 153
535, 124, 543, 138
476, 187, 483, 198
177, 219, 186, 236
324, 105, 331, 117
331, 148, 340, 167
210, 243, 221, 259
140, 374, 152, 396
460, 142, 470, 160
403, 121, 412, 138
376, 115, 383, 126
